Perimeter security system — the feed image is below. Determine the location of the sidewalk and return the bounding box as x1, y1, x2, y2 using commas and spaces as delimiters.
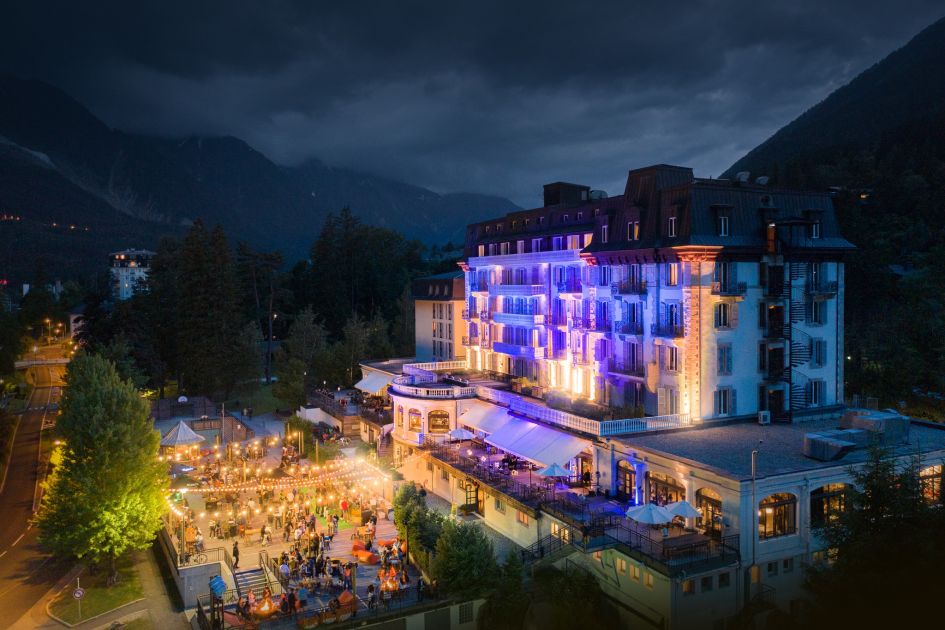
10, 549, 189, 630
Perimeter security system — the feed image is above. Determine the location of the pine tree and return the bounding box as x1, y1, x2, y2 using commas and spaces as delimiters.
36, 354, 167, 583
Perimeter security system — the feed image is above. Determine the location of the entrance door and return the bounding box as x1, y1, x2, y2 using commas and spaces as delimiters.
768, 389, 786, 420
465, 482, 483, 515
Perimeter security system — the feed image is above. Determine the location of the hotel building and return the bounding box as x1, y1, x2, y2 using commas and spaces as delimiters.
383, 165, 945, 628
110, 248, 155, 300
412, 271, 466, 362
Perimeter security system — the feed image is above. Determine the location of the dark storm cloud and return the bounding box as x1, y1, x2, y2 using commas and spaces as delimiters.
2, 1, 943, 205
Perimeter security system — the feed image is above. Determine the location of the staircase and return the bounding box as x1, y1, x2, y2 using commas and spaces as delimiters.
234, 568, 270, 599
377, 436, 392, 459
790, 370, 811, 411
790, 329, 812, 367
522, 534, 574, 567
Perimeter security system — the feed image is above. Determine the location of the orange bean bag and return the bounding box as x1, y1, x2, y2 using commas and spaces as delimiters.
352, 540, 366, 551
354, 550, 380, 564
339, 590, 355, 606
377, 538, 396, 548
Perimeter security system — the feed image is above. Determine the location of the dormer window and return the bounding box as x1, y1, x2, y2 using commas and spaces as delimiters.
511, 220, 517, 229
485, 225, 491, 233
577, 212, 583, 220
524, 218, 530, 226
538, 216, 545, 225
667, 216, 678, 238
718, 215, 730, 237
805, 210, 823, 239
496, 224, 502, 233
628, 221, 640, 241
593, 208, 600, 217
811, 221, 821, 239
601, 224, 609, 244
563, 214, 569, 223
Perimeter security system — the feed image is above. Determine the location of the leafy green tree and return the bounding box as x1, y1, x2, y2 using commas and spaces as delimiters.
431, 521, 499, 598
284, 307, 329, 371
0, 309, 23, 376
480, 551, 528, 629
803, 444, 945, 628
176, 221, 244, 397
272, 355, 307, 410
36, 354, 167, 583
527, 564, 620, 629
98, 335, 147, 389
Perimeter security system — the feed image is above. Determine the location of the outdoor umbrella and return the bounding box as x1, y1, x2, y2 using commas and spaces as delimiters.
665, 500, 701, 519
626, 503, 674, 525
448, 428, 475, 441
538, 462, 570, 498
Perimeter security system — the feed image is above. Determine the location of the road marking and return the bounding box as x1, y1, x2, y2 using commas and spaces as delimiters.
11, 534, 24, 547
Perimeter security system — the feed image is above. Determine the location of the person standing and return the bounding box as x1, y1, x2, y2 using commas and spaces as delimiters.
232, 541, 240, 569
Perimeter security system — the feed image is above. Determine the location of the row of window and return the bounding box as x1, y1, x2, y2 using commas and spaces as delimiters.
394, 407, 451, 433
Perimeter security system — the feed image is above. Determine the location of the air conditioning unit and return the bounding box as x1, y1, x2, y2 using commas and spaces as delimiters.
758, 410, 771, 425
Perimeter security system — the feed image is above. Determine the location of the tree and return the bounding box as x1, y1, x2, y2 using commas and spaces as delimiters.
803, 444, 945, 628
284, 307, 329, 371
98, 335, 147, 389
176, 222, 244, 397
431, 521, 499, 597
480, 551, 528, 629
0, 309, 23, 376
36, 354, 167, 583
272, 355, 307, 410
236, 243, 283, 383
527, 564, 620, 629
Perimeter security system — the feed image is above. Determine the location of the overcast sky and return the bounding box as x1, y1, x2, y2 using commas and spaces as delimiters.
2, 1, 943, 206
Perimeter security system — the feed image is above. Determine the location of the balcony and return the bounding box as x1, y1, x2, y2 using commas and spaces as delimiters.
806, 280, 838, 298
608, 359, 645, 378
763, 281, 788, 299
556, 281, 583, 295
763, 366, 787, 382
611, 279, 647, 296
471, 280, 489, 293
711, 281, 747, 296
489, 283, 546, 296
550, 314, 569, 327
571, 354, 591, 366
590, 319, 612, 333
461, 308, 478, 320
390, 375, 477, 399
492, 312, 546, 327
651, 322, 685, 338
763, 324, 788, 340
491, 341, 547, 360
616, 320, 643, 336
461, 335, 479, 346
480, 310, 491, 321
569, 317, 591, 331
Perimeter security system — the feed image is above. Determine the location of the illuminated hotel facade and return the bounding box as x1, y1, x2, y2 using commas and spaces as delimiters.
379, 165, 945, 628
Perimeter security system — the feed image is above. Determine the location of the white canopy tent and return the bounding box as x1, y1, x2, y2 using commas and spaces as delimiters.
485, 417, 591, 468
457, 403, 511, 435
160, 420, 206, 448
354, 371, 394, 396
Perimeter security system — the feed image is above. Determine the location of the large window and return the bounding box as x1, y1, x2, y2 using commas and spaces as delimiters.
617, 461, 636, 501
427, 410, 450, 433
920, 465, 943, 505
759, 493, 797, 539
810, 483, 849, 528
396, 406, 404, 428
408, 409, 422, 432
696, 488, 723, 538
647, 472, 686, 505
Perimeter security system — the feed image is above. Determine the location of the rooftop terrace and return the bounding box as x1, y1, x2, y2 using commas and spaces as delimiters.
622, 415, 945, 481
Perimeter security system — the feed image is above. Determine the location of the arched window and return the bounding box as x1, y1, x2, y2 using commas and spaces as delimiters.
408, 409, 422, 432
396, 406, 404, 428
810, 483, 849, 528
616, 461, 635, 501
696, 488, 723, 538
428, 410, 450, 433
920, 465, 943, 505
759, 493, 797, 539
646, 472, 685, 505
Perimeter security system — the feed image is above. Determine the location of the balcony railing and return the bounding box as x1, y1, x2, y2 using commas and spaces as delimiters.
462, 335, 479, 346
711, 281, 747, 296
491, 341, 547, 360
569, 317, 590, 330
763, 281, 788, 299
806, 280, 838, 297
489, 283, 546, 296
590, 319, 612, 333
611, 279, 648, 295
390, 375, 477, 399
651, 322, 685, 338
616, 320, 643, 335
480, 310, 491, 321
556, 281, 583, 294
599, 412, 692, 436
608, 359, 645, 378
763, 366, 787, 382
461, 308, 478, 320
471, 280, 489, 292
492, 312, 545, 327
550, 313, 569, 327
763, 324, 788, 340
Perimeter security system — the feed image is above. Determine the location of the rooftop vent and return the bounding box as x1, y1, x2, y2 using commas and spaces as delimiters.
755, 176, 770, 186
735, 171, 751, 183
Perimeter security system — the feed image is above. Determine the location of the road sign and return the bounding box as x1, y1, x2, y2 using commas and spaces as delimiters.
73, 587, 85, 599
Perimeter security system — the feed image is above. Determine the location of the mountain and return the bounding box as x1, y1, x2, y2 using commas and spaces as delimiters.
0, 76, 519, 283
722, 16, 945, 405
724, 17, 945, 180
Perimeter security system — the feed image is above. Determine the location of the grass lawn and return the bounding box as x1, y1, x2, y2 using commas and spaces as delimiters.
49, 555, 144, 625
241, 383, 281, 415
120, 616, 155, 630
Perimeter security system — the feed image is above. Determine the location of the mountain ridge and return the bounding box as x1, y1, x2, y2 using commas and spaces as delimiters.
0, 76, 519, 282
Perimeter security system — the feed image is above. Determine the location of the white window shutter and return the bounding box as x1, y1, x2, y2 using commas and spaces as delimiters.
731, 388, 737, 415
658, 387, 667, 415
727, 347, 733, 374
731, 303, 739, 327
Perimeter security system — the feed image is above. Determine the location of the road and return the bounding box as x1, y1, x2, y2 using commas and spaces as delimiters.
0, 348, 70, 628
